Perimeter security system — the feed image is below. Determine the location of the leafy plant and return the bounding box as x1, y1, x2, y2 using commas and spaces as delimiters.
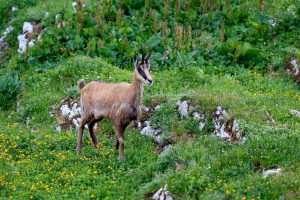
0, 74, 23, 109
3, 0, 297, 75
175, 51, 198, 69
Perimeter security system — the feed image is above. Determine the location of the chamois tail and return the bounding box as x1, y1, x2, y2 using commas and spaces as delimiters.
78, 79, 86, 90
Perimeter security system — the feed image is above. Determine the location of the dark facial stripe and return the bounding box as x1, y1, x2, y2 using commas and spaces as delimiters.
138, 67, 148, 80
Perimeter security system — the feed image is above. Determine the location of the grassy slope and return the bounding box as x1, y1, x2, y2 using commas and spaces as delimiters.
1, 0, 300, 199
0, 56, 299, 199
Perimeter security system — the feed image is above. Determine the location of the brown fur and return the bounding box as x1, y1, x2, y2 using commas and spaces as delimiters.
76, 53, 152, 161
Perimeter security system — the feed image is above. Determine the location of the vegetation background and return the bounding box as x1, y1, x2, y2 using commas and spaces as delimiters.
0, 0, 300, 199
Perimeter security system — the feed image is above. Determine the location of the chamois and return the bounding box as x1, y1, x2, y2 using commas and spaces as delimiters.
77, 48, 152, 161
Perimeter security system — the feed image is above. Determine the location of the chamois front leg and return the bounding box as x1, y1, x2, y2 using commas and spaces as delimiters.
88, 121, 99, 148
118, 136, 125, 162
114, 122, 127, 161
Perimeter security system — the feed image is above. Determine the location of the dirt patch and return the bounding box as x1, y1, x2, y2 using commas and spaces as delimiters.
285, 58, 300, 84
144, 192, 155, 200
213, 106, 243, 141
0, 41, 9, 62
168, 132, 196, 145
139, 98, 162, 123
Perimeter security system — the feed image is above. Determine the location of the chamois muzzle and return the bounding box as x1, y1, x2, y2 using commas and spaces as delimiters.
146, 78, 153, 86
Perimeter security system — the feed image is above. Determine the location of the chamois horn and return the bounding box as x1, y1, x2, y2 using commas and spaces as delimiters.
141, 47, 145, 63
145, 47, 152, 63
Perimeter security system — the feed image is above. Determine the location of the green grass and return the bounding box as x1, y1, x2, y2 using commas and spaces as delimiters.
0, 123, 158, 199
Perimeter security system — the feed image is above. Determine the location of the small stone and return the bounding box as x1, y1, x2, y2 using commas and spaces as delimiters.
177, 100, 189, 119
152, 185, 173, 200
263, 168, 282, 178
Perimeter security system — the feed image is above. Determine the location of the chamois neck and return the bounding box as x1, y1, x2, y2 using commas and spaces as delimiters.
130, 70, 144, 105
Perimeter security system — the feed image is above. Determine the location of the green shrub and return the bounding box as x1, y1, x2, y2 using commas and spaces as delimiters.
5, 0, 298, 75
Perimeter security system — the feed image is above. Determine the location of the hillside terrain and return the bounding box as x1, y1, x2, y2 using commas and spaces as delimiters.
0, 0, 300, 199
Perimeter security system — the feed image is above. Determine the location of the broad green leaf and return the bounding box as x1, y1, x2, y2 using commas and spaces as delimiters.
146, 33, 162, 47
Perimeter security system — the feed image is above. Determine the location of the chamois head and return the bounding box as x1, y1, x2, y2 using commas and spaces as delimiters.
134, 47, 153, 85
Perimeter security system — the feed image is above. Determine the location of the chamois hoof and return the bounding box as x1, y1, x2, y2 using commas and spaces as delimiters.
119, 156, 126, 162
76, 148, 82, 154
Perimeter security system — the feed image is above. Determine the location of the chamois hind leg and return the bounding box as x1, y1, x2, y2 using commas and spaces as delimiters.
115, 138, 119, 150
88, 120, 100, 148
77, 115, 88, 154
